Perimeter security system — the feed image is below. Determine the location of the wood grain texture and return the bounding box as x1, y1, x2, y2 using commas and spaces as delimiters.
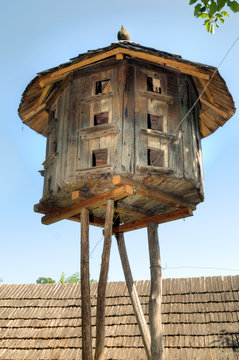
147, 222, 163, 360
116, 232, 151, 360
80, 208, 92, 360
112, 208, 193, 234
41, 185, 133, 225
95, 200, 114, 360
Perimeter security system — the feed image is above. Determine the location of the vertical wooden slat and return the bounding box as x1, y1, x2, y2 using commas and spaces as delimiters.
147, 222, 163, 360
95, 199, 114, 360
81, 208, 92, 360
116, 232, 151, 360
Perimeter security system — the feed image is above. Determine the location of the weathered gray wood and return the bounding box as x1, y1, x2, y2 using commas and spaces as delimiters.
116, 232, 151, 360
95, 199, 114, 360
121, 64, 135, 173
80, 208, 92, 360
147, 222, 163, 360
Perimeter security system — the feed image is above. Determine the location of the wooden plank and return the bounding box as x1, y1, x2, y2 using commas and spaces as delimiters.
112, 175, 196, 209
21, 104, 46, 122
39, 47, 210, 88
121, 64, 135, 173
139, 89, 174, 104
147, 223, 163, 360
39, 49, 122, 87
198, 78, 215, 104
41, 185, 133, 225
199, 113, 213, 137
80, 208, 93, 360
46, 74, 72, 108
112, 208, 193, 234
95, 200, 114, 360
38, 85, 52, 105
116, 232, 151, 360
119, 48, 211, 80
116, 53, 124, 60
114, 202, 153, 219
200, 97, 228, 119
34, 203, 105, 227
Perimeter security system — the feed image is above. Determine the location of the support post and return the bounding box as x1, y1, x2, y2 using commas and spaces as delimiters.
95, 199, 114, 360
116, 232, 151, 360
80, 208, 92, 360
147, 222, 163, 360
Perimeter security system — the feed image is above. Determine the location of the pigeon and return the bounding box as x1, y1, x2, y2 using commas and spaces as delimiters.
117, 25, 130, 41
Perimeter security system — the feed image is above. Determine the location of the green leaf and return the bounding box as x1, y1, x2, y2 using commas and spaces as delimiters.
216, 22, 220, 27
219, 16, 225, 22
194, 3, 203, 15
206, 21, 211, 31
201, 13, 209, 17
217, 0, 226, 11
209, 23, 215, 33
221, 10, 229, 15
209, 2, 218, 15
228, 0, 239, 12
189, 0, 198, 4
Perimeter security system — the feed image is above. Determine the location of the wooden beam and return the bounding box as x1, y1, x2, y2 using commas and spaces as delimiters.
200, 97, 228, 118
198, 78, 215, 104
39, 49, 122, 87
34, 202, 106, 227
39, 47, 210, 88
38, 84, 52, 105
120, 48, 211, 80
21, 104, 47, 122
95, 200, 114, 360
112, 175, 195, 210
116, 53, 124, 60
147, 223, 163, 360
46, 74, 72, 108
114, 202, 153, 219
116, 232, 151, 360
81, 208, 93, 360
112, 208, 193, 234
41, 185, 133, 225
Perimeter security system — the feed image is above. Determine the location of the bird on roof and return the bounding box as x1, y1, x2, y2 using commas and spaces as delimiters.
117, 25, 130, 41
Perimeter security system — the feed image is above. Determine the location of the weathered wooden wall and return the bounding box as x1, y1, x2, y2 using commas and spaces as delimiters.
41, 59, 204, 208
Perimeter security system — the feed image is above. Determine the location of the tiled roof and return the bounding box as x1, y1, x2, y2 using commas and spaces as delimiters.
0, 276, 238, 359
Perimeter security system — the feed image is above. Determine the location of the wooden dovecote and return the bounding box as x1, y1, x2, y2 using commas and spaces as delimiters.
19, 41, 235, 230
18, 35, 235, 360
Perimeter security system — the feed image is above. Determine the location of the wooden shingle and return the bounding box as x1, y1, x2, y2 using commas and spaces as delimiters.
0, 275, 238, 359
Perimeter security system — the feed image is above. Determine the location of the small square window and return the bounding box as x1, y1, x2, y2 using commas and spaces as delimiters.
95, 79, 110, 95
148, 149, 164, 167
147, 113, 163, 131
94, 112, 109, 126
92, 149, 108, 167
147, 77, 161, 94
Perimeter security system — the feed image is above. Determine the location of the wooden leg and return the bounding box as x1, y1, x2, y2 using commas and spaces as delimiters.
116, 232, 151, 360
81, 208, 92, 360
95, 199, 114, 360
147, 222, 163, 360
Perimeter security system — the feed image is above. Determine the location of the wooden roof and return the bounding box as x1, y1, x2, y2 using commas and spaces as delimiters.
0, 275, 238, 359
18, 41, 235, 138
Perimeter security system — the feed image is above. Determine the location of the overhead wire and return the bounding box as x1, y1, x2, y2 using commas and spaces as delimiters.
88, 36, 239, 274
112, 35, 239, 226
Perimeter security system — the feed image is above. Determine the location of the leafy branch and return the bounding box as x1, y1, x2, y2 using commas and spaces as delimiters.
190, 0, 239, 33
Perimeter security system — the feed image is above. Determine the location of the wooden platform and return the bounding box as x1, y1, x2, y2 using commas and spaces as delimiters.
35, 175, 194, 233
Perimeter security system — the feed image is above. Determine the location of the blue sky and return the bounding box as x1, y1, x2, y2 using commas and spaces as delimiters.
0, 0, 238, 284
